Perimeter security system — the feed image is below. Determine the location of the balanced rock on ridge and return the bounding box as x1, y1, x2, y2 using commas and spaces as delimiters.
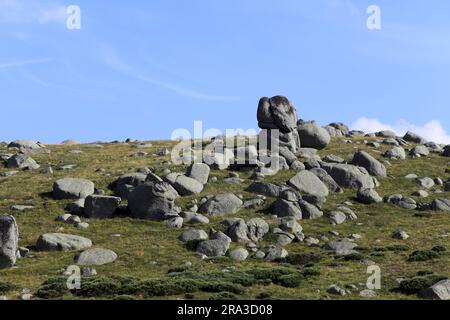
0, 215, 19, 269
257, 96, 300, 153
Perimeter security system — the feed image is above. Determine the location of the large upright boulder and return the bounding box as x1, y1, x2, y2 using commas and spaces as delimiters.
114, 172, 147, 200
257, 96, 300, 153
53, 178, 95, 199
186, 163, 210, 185
297, 121, 331, 150
128, 182, 178, 220
351, 150, 387, 177
0, 216, 19, 269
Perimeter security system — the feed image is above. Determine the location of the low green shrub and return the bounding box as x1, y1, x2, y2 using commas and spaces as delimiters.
0, 281, 17, 294
35, 277, 68, 299
408, 250, 440, 262
209, 292, 238, 300
398, 275, 448, 294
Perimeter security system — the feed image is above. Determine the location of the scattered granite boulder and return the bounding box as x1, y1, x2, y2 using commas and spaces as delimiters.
186, 163, 210, 185
247, 182, 285, 198
431, 199, 450, 211
384, 147, 406, 160
84, 195, 121, 219
198, 193, 243, 216
392, 230, 409, 240
8, 140, 41, 150
75, 248, 118, 266
179, 229, 208, 243
36, 233, 92, 252
297, 121, 331, 150
196, 231, 231, 257
265, 246, 288, 261
352, 150, 387, 177
321, 163, 377, 190
228, 248, 249, 262
385, 194, 417, 210
165, 173, 204, 196
246, 218, 270, 242
128, 182, 178, 220
403, 131, 426, 144
420, 280, 450, 300
357, 188, 382, 204
418, 177, 435, 189
288, 170, 329, 201
53, 178, 95, 199
0, 215, 19, 269
6, 154, 40, 170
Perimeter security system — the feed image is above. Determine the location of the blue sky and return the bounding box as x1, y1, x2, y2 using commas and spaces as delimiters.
1, 0, 450, 143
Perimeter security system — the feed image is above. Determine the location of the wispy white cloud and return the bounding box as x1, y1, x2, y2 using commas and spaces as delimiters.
351, 117, 450, 144
99, 46, 242, 101
0, 58, 52, 69
0, 0, 67, 24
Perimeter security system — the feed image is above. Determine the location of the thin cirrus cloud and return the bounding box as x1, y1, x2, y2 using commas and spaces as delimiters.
351, 117, 450, 145
99, 46, 242, 102
0, 58, 52, 69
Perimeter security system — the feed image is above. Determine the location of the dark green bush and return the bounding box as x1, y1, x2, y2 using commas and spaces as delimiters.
283, 253, 322, 266
399, 275, 448, 294
386, 244, 410, 252
408, 250, 440, 262
302, 267, 321, 277
35, 277, 68, 299
277, 274, 303, 288
431, 245, 447, 253
209, 292, 238, 300
113, 295, 136, 300
198, 281, 244, 295
0, 281, 16, 294
77, 276, 123, 297
248, 267, 298, 282
342, 252, 365, 261
256, 291, 273, 300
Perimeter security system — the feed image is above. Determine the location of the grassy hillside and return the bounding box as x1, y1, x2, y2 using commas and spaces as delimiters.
0, 136, 449, 300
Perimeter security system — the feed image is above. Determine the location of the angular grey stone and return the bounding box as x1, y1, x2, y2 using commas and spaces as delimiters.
53, 178, 95, 199
196, 231, 231, 257
0, 215, 19, 269
297, 148, 320, 160
7, 154, 39, 170
321, 163, 376, 190
357, 188, 382, 204
297, 121, 331, 150
412, 190, 429, 198
327, 211, 347, 225
410, 145, 430, 157
226, 219, 249, 242
375, 130, 396, 138
420, 280, 450, 300
323, 241, 358, 252
67, 199, 85, 215
179, 229, 208, 243
288, 170, 329, 199
384, 147, 406, 160
247, 182, 284, 197
228, 248, 249, 261
323, 155, 345, 164
128, 182, 178, 220
272, 198, 302, 220
165, 173, 204, 196
309, 168, 343, 193
403, 131, 427, 144
352, 150, 387, 177
431, 199, 450, 211
8, 140, 41, 150
114, 173, 147, 199
84, 195, 121, 219
36, 233, 92, 252
392, 230, 409, 240
186, 163, 210, 184
75, 248, 117, 266
264, 246, 288, 261
198, 193, 243, 216
418, 177, 435, 189
164, 216, 183, 229
298, 200, 323, 220
247, 218, 269, 242
279, 217, 303, 234
182, 212, 210, 225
